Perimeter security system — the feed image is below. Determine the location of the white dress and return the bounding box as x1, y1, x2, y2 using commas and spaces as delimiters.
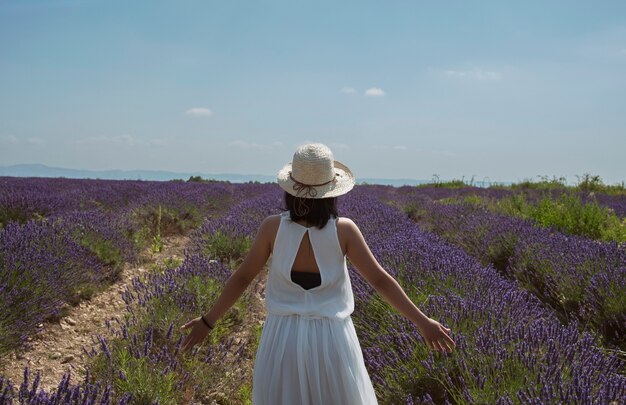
252, 211, 378, 404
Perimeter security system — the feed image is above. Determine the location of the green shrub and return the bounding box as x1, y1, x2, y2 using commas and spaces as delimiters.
528, 193, 624, 242
502, 174, 625, 195
509, 175, 568, 191
434, 179, 468, 188
464, 192, 626, 243
459, 194, 483, 207
486, 233, 518, 274
202, 231, 251, 264
131, 225, 152, 251
576, 173, 626, 195
403, 202, 426, 220
496, 193, 531, 217
132, 204, 203, 240
0, 207, 29, 228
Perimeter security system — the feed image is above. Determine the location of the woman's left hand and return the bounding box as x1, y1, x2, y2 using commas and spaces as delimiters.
179, 317, 212, 354
417, 317, 455, 353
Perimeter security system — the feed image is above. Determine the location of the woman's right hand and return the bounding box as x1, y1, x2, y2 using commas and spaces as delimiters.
179, 317, 212, 354
418, 318, 456, 353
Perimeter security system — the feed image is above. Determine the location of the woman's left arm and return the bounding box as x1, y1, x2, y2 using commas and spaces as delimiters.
179, 215, 275, 353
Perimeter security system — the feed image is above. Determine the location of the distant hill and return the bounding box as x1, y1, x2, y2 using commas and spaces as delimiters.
0, 163, 277, 183
0, 163, 503, 187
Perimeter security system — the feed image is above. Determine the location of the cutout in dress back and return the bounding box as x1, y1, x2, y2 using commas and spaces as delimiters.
290, 226, 322, 290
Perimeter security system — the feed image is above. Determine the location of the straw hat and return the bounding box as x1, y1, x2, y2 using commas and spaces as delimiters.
277, 143, 355, 198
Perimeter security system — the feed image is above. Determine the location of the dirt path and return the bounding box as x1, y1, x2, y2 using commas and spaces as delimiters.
0, 235, 190, 392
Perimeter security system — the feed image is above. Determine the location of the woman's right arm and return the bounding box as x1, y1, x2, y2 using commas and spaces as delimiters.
339, 218, 456, 353
179, 215, 277, 354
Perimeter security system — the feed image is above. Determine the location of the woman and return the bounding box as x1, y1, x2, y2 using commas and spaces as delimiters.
180, 143, 456, 404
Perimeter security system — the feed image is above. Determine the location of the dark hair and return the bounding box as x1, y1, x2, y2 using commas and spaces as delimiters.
283, 192, 338, 229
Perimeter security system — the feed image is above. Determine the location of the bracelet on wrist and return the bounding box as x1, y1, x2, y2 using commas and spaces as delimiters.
200, 315, 214, 330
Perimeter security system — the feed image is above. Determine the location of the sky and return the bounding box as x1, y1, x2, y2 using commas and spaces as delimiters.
1, 0, 625, 184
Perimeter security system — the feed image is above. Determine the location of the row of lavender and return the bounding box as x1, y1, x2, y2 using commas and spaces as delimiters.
375, 185, 626, 350
0, 186, 282, 403
0, 177, 268, 357
0, 210, 134, 357
343, 187, 626, 403
1, 176, 172, 224
0, 177, 269, 232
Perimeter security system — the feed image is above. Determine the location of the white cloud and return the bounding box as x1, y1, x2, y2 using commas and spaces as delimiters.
72, 134, 168, 150
0, 136, 46, 146
1, 135, 19, 145
26, 137, 45, 146
149, 138, 166, 147
445, 68, 502, 81
111, 134, 139, 145
416, 148, 458, 157
371, 144, 407, 151
364, 87, 385, 97
76, 134, 160, 147
185, 107, 213, 117
229, 140, 281, 151
340, 86, 357, 94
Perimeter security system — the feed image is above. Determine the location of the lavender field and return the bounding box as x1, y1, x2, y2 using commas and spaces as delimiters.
0, 177, 625, 404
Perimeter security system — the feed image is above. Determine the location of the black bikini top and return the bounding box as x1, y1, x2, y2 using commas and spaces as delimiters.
290, 270, 321, 290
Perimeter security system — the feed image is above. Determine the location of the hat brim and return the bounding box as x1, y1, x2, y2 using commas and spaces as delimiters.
277, 160, 355, 198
